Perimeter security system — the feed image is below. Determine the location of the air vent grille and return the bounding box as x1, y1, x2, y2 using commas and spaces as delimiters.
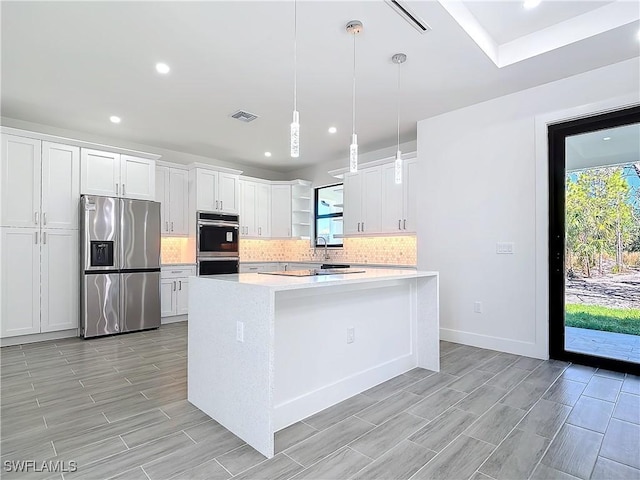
385, 0, 431, 34
230, 110, 259, 123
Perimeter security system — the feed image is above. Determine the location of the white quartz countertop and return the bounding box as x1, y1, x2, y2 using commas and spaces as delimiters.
195, 268, 437, 291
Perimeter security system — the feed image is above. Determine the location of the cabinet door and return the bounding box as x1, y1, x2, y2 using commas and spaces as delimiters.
168, 169, 189, 235
342, 172, 362, 235
361, 167, 382, 234
81, 149, 120, 197
0, 227, 41, 337
256, 183, 271, 237
41, 142, 80, 230
156, 166, 170, 234
40, 229, 79, 332
160, 278, 176, 317
218, 173, 239, 214
403, 158, 418, 232
196, 170, 218, 211
176, 277, 189, 315
240, 180, 257, 236
271, 185, 292, 237
120, 155, 155, 200
1, 134, 41, 228
381, 163, 404, 233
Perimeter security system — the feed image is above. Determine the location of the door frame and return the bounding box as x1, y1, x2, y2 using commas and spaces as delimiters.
548, 105, 640, 374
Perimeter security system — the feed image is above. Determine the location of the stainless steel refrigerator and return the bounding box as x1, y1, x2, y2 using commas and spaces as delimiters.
80, 195, 161, 338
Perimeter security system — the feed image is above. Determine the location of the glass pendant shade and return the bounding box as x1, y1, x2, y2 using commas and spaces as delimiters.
290, 110, 300, 158
349, 134, 358, 173
394, 150, 402, 184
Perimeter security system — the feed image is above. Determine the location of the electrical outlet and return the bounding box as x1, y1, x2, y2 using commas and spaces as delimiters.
474, 301, 482, 314
236, 321, 244, 342
347, 327, 355, 344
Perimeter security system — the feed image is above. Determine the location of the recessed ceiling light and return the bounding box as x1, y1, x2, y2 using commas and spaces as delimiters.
156, 63, 170, 74
110, 116, 121, 124
603, 137, 611, 141
523, 0, 541, 9
264, 152, 272, 157
328, 127, 337, 134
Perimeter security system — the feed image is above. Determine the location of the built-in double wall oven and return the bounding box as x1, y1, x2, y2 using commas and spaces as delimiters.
196, 211, 240, 275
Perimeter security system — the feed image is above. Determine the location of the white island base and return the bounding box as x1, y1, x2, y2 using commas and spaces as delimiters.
188, 269, 439, 458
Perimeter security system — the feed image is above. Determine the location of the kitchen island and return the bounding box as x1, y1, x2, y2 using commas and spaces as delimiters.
188, 269, 439, 458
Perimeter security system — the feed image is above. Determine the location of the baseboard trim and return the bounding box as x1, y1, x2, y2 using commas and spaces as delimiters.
273, 353, 416, 431
1, 329, 78, 347
440, 328, 547, 360
162, 315, 188, 325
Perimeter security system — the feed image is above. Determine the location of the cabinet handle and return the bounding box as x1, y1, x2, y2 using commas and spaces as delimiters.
216, 200, 219, 210
362, 222, 365, 232
43, 213, 47, 226
34, 232, 38, 244
166, 221, 169, 232
116, 183, 119, 195
35, 212, 39, 225
171, 271, 182, 273
259, 227, 261, 235
357, 222, 360, 232
173, 281, 176, 291
179, 280, 182, 291
403, 219, 406, 230
171, 222, 174, 232
399, 219, 401, 230
43, 232, 47, 244
122, 184, 126, 195
220, 201, 223, 210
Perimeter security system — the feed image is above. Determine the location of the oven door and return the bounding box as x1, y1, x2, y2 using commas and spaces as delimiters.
198, 258, 240, 276
197, 222, 239, 257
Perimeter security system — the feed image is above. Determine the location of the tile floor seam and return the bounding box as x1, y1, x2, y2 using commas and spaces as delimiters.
140, 465, 151, 480
282, 451, 305, 468
213, 458, 233, 477
182, 430, 198, 445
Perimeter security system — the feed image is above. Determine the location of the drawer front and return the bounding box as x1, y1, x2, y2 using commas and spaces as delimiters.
161, 266, 196, 279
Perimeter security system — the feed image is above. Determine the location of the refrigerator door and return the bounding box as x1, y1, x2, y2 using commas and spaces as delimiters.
81, 195, 119, 271
120, 199, 161, 269
120, 271, 161, 333
82, 273, 120, 338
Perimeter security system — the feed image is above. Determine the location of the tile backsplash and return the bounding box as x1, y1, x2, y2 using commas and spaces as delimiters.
239, 236, 416, 265
162, 235, 417, 265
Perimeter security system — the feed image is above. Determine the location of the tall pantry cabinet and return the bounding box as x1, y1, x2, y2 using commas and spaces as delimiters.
0, 134, 80, 338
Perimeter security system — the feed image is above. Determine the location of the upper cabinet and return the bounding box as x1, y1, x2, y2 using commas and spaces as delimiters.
239, 179, 271, 238
193, 168, 239, 214
156, 166, 188, 235
1, 134, 80, 230
343, 157, 417, 236
343, 166, 382, 235
81, 148, 155, 200
271, 184, 292, 238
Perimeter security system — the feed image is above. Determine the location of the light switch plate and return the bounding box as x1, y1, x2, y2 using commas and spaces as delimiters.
496, 242, 514, 254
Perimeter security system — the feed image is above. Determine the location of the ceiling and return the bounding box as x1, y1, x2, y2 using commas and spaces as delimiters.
567, 122, 640, 171
1, 1, 639, 173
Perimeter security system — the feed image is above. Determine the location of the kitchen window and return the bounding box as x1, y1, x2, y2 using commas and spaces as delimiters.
314, 183, 343, 248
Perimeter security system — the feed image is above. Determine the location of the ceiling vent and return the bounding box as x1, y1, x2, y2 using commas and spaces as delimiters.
385, 1, 431, 34
230, 110, 259, 123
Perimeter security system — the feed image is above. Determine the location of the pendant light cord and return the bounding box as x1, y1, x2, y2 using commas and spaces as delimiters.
352, 33, 356, 136
396, 62, 400, 151
293, 0, 297, 112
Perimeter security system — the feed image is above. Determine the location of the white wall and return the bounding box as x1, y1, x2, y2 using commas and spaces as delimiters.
417, 57, 640, 359
1, 117, 288, 181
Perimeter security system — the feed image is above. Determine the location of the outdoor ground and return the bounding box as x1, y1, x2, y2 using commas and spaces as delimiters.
566, 269, 640, 310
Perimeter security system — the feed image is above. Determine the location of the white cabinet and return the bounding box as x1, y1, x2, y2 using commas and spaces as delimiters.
156, 166, 188, 235
271, 184, 292, 237
195, 169, 239, 214
0, 226, 78, 338
81, 148, 155, 200
381, 158, 417, 233
239, 180, 271, 237
343, 167, 382, 235
0, 227, 41, 337
161, 266, 195, 317
1, 136, 79, 229
40, 229, 79, 333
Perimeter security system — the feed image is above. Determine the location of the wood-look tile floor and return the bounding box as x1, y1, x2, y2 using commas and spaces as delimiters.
1, 322, 639, 480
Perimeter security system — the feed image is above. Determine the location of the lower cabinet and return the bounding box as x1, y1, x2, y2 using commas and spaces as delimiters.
0, 227, 78, 338
161, 266, 196, 317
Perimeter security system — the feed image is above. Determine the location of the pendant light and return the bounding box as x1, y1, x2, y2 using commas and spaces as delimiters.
392, 53, 407, 184
290, 0, 300, 158
346, 20, 363, 173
